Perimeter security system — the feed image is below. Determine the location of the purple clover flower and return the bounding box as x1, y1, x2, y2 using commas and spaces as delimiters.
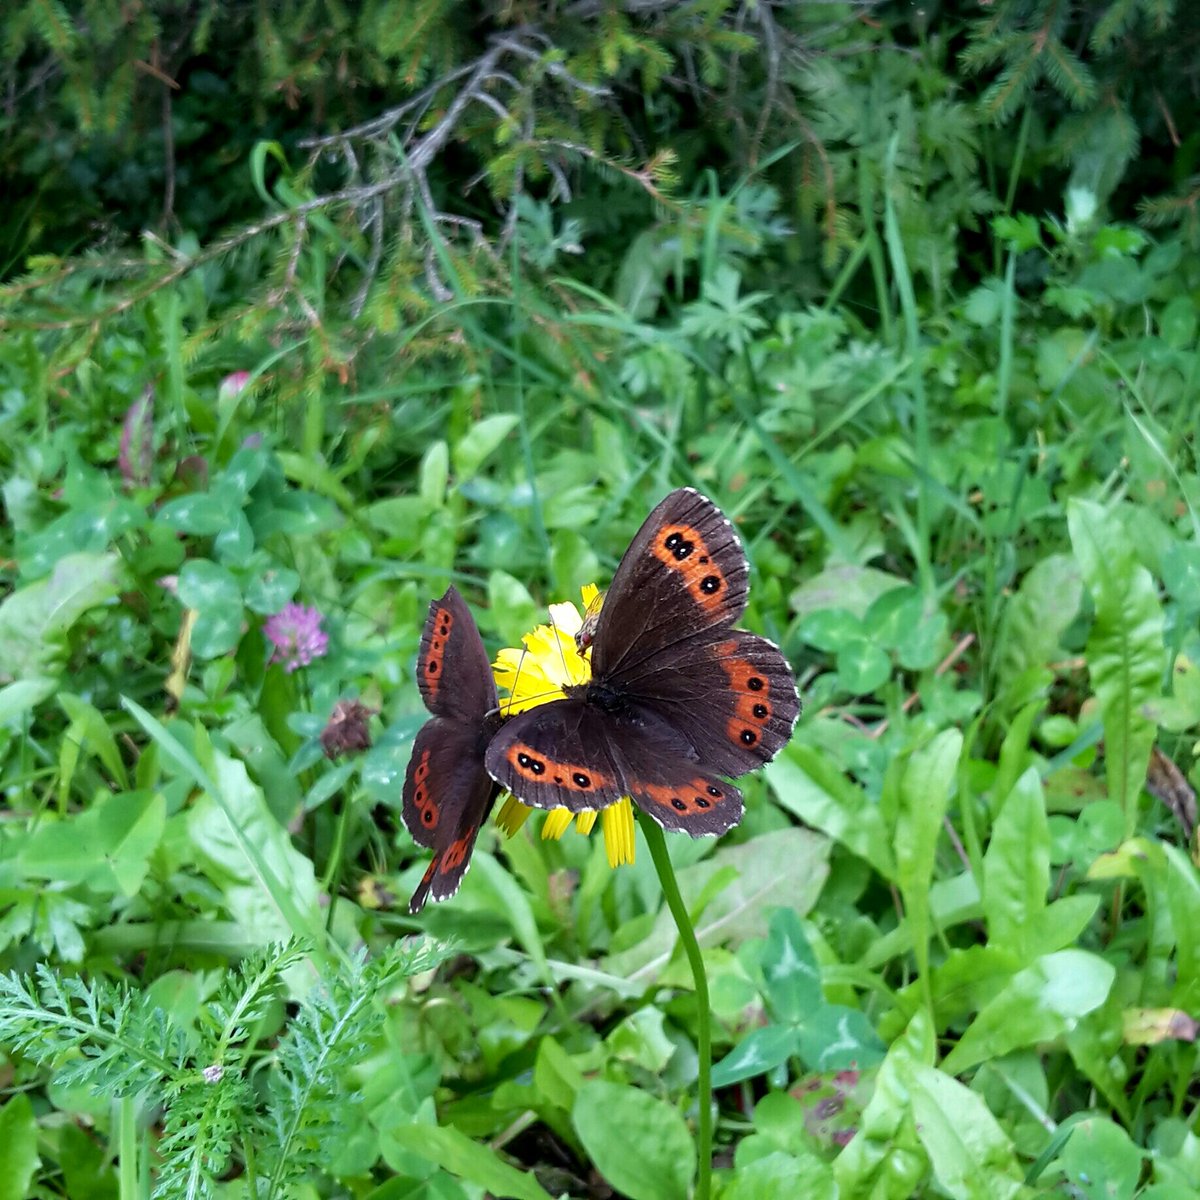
219, 371, 252, 401
264, 603, 329, 672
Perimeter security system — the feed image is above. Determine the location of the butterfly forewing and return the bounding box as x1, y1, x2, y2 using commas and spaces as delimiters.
591, 489, 749, 679
415, 587, 497, 722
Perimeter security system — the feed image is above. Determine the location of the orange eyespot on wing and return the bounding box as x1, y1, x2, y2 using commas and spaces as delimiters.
630, 773, 743, 837
504, 742, 616, 796
409, 747, 440, 833
650, 522, 732, 616
420, 604, 454, 702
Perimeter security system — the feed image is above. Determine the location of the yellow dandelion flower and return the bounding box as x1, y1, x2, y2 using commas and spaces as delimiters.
491, 585, 636, 868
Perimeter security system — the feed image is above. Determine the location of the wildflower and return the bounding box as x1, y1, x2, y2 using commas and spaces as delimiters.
492, 586, 637, 868
119, 385, 155, 487
203, 1064, 223, 1084
320, 698, 376, 758
264, 603, 329, 672
219, 370, 252, 401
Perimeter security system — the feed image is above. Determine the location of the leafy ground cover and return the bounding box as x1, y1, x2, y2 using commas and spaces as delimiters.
2, 3, 1200, 1198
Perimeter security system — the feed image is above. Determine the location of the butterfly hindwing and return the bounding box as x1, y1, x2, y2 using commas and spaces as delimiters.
613, 629, 800, 777
590, 489, 750, 679
485, 700, 628, 812
402, 586, 501, 912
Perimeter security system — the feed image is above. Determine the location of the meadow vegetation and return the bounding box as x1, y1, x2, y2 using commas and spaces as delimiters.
1, 2, 1199, 1197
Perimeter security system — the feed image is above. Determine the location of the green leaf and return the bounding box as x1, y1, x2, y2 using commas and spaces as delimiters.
711, 1025, 801, 1087
794, 1004, 885, 1072
1055, 1118, 1143, 1200
982, 767, 1049, 959
155, 491, 234, 536
59, 692, 128, 789
1068, 500, 1162, 835
420, 440, 450, 508
573, 1080, 695, 1200
0, 678, 56, 724
767, 742, 896, 880
0, 1093, 39, 1200
996, 554, 1083, 695
943, 950, 1116, 1074
759, 908, 821, 1022
0, 552, 120, 680
836, 637, 892, 694
178, 558, 244, 658
386, 1123, 552, 1200
895, 730, 962, 984
244, 566, 300, 615
906, 1063, 1025, 1200
453, 415, 520, 478
722, 1150, 836, 1199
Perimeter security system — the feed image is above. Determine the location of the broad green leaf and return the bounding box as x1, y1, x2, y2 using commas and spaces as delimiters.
836, 636, 892, 693
605, 828, 830, 983
244, 565, 300, 615
1055, 1118, 1143, 1200
767, 741, 895, 879
943, 950, 1115, 1074
906, 1063, 1024, 1200
419, 440, 450, 508
711, 1025, 800, 1087
996, 554, 1083, 694
19, 791, 165, 896
790, 565, 908, 620
0, 552, 120, 680
721, 1150, 836, 1200
759, 908, 821, 1022
488, 569, 540, 646
386, 1124, 551, 1200
573, 1080, 695, 1200
453, 414, 520, 478
0, 678, 55, 724
794, 1004, 886, 1072
0, 1093, 38, 1200
895, 730, 962, 987
1068, 500, 1162, 836
178, 559, 244, 658
607, 1007, 675, 1072
833, 1012, 931, 1200
59, 692, 128, 789
982, 767, 1049, 958
123, 700, 323, 946
155, 491, 234, 535
534, 1037, 583, 1113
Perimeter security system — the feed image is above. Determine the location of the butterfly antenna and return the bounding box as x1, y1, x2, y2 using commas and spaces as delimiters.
500, 642, 532, 717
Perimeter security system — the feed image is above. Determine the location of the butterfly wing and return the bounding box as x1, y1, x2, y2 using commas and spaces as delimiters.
485, 698, 743, 836
415, 586, 498, 721
590, 489, 750, 679
612, 629, 800, 777
402, 586, 501, 911
485, 699, 629, 812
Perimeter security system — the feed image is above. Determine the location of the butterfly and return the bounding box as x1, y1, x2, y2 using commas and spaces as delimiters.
401, 586, 504, 912
485, 488, 800, 836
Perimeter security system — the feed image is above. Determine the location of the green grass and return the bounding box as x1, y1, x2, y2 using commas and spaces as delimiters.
2, 93, 1200, 1200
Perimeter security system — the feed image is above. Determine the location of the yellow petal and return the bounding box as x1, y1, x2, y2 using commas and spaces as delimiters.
494, 794, 531, 837
575, 810, 598, 834
542, 809, 574, 841
602, 799, 636, 867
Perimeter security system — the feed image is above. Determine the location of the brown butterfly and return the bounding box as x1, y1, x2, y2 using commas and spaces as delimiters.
485, 489, 799, 836
401, 587, 503, 912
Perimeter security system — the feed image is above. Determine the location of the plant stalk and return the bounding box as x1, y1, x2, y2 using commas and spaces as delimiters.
639, 812, 713, 1200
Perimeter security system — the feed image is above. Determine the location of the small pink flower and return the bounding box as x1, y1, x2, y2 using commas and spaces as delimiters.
119, 386, 155, 487
264, 603, 329, 672
219, 371, 252, 401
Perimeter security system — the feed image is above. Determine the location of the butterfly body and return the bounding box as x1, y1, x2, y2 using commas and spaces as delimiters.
486, 488, 799, 837
401, 586, 503, 912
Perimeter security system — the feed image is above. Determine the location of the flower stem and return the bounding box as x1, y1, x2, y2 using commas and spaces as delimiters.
638, 812, 713, 1200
